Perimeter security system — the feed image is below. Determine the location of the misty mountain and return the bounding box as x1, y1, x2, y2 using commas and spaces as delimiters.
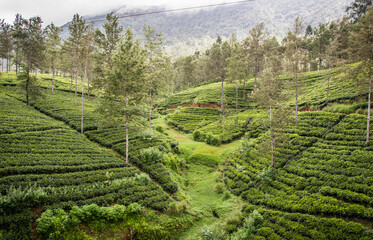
62, 0, 353, 56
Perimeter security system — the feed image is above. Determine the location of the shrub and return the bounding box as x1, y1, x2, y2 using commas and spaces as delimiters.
187, 154, 220, 167
140, 148, 162, 164
37, 208, 70, 240
215, 183, 225, 194
155, 125, 165, 133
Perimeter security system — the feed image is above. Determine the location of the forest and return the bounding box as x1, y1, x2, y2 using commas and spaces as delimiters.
0, 0, 372, 239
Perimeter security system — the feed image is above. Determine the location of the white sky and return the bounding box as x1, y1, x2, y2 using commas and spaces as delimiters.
0, 0, 245, 26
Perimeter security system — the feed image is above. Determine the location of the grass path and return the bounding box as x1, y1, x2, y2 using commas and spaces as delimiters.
154, 116, 244, 239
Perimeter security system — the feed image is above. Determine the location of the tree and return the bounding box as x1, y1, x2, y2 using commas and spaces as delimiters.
207, 37, 231, 111
64, 14, 88, 106
346, 0, 373, 23
285, 16, 306, 126
16, 16, 45, 105
0, 19, 13, 72
12, 14, 23, 74
94, 12, 123, 89
98, 29, 146, 165
251, 53, 289, 167
143, 24, 164, 131
81, 24, 95, 136
312, 23, 333, 70
245, 22, 267, 86
349, 7, 373, 144
163, 56, 176, 96
226, 42, 245, 125
182, 55, 195, 89
45, 23, 61, 94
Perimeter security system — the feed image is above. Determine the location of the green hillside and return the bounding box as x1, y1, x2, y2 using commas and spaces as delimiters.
0, 63, 372, 239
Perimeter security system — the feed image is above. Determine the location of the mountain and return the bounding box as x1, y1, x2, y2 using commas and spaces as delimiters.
62, 0, 353, 56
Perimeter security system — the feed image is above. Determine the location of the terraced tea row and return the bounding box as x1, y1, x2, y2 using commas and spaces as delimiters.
0, 93, 172, 237
86, 127, 179, 194
224, 112, 373, 239
167, 107, 267, 145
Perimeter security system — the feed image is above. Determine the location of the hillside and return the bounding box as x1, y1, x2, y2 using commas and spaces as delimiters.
0, 63, 372, 239
62, 0, 353, 56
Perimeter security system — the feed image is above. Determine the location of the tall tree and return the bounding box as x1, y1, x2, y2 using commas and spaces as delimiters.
251, 53, 289, 167
81, 24, 95, 136
245, 22, 267, 86
349, 6, 373, 144
208, 37, 231, 111
17, 16, 45, 105
346, 0, 373, 23
94, 12, 123, 89
45, 23, 61, 94
0, 20, 13, 72
226, 41, 245, 124
98, 29, 146, 165
64, 14, 88, 106
12, 14, 23, 74
182, 55, 195, 89
285, 16, 306, 126
143, 24, 164, 131
312, 23, 333, 70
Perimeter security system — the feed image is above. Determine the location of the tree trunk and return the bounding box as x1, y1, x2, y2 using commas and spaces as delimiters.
327, 66, 331, 99
295, 64, 299, 126
75, 66, 78, 106
52, 58, 55, 94
270, 106, 274, 168
125, 93, 129, 165
367, 68, 371, 145
6, 58, 8, 73
81, 58, 87, 136
87, 65, 90, 99
319, 57, 322, 71
221, 78, 224, 111
1, 59, 3, 71
243, 78, 246, 100
236, 66, 238, 125
149, 88, 152, 131
255, 55, 258, 86
15, 52, 18, 75
26, 72, 30, 106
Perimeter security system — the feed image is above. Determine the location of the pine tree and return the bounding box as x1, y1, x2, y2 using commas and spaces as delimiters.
94, 12, 123, 89
0, 20, 13, 72
16, 16, 45, 105
285, 16, 307, 126
349, 7, 373, 144
226, 41, 245, 125
64, 14, 88, 106
143, 24, 164, 130
45, 23, 61, 94
98, 29, 146, 165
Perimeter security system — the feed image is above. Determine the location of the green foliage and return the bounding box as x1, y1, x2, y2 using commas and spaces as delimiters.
188, 153, 220, 167
37, 208, 70, 240
230, 210, 263, 240
155, 125, 165, 133
140, 147, 162, 164
224, 112, 373, 239
167, 107, 221, 133
162, 81, 254, 109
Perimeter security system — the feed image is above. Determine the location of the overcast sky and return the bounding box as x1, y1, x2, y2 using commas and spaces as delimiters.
0, 0, 244, 26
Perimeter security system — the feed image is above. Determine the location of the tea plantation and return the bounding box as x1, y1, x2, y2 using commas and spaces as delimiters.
0, 91, 173, 239
1, 63, 373, 240
224, 112, 373, 239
